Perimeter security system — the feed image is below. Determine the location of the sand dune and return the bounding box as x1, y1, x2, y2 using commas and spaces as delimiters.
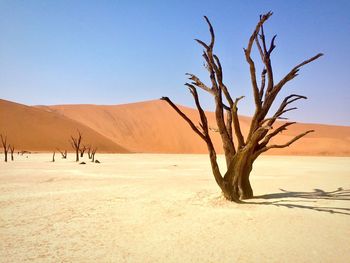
43, 101, 232, 154
1, 98, 349, 155
46, 100, 350, 156
0, 99, 128, 153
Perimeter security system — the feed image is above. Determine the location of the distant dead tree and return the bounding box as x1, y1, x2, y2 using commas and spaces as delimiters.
70, 131, 83, 162
1, 134, 10, 162
91, 147, 97, 162
87, 145, 92, 159
79, 145, 87, 157
9, 145, 15, 161
52, 151, 55, 162
161, 13, 322, 202
57, 148, 67, 159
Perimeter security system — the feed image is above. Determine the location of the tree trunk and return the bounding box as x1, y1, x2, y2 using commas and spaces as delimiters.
223, 149, 254, 200
76, 150, 79, 162
4, 152, 7, 162
239, 174, 253, 199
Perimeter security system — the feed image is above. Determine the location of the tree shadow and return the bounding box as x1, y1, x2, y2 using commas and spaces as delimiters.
255, 187, 350, 201
245, 187, 350, 216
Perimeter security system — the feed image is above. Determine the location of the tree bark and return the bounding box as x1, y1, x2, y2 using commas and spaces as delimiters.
239, 173, 253, 199
223, 149, 254, 200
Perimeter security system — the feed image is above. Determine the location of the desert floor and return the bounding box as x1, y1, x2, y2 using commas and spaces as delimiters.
0, 154, 349, 263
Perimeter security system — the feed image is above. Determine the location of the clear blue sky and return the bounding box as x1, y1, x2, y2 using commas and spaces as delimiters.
0, 0, 349, 125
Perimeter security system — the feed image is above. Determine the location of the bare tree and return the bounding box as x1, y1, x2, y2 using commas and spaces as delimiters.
9, 145, 15, 161
161, 13, 322, 202
52, 151, 56, 162
70, 131, 83, 162
87, 145, 92, 159
91, 147, 97, 162
1, 134, 10, 162
57, 149, 67, 159
79, 145, 86, 157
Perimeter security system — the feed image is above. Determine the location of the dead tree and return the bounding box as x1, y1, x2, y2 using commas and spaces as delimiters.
161, 13, 322, 202
87, 145, 92, 159
91, 147, 97, 162
9, 145, 15, 161
70, 131, 83, 162
79, 145, 86, 157
1, 134, 10, 162
52, 151, 56, 162
57, 149, 67, 159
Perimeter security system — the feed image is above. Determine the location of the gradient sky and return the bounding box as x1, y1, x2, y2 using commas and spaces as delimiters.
0, 0, 349, 125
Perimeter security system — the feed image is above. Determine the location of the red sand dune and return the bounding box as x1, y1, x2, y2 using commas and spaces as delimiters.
45, 100, 350, 156
0, 99, 127, 153
1, 98, 349, 155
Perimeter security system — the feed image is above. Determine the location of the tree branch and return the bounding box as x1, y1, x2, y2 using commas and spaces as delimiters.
204, 15, 215, 49
193, 16, 236, 164
244, 12, 273, 109
213, 54, 234, 107
160, 97, 206, 141
232, 96, 245, 148
264, 53, 323, 114
186, 84, 210, 135
245, 12, 274, 141
259, 68, 267, 100
255, 129, 314, 157
259, 121, 297, 149
266, 94, 307, 126
225, 108, 233, 145
186, 73, 214, 95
